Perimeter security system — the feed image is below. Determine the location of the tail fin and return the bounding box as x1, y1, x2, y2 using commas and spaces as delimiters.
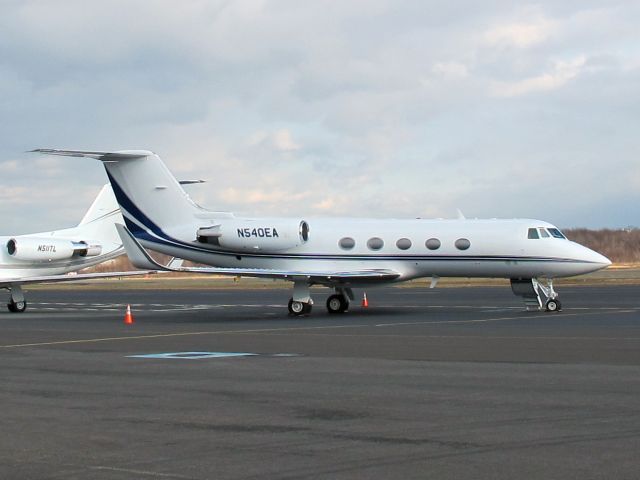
73, 184, 123, 245
45, 183, 123, 246
31, 149, 205, 239
104, 152, 203, 239
79, 183, 118, 226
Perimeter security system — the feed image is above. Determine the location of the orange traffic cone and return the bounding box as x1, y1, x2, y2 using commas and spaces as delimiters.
124, 304, 134, 325
362, 292, 369, 308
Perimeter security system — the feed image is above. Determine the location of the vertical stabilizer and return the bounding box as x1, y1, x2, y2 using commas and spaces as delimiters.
79, 184, 118, 226
100, 151, 202, 238
41, 183, 123, 246
30, 149, 206, 242
74, 184, 123, 245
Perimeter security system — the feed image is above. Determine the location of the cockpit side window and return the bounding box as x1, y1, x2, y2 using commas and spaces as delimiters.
539, 228, 550, 238
548, 228, 566, 239
527, 228, 539, 239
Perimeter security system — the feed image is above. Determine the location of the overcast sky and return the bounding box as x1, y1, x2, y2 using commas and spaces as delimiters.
1, 0, 638, 234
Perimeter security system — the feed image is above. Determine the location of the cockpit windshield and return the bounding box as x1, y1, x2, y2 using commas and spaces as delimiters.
528, 227, 566, 239
547, 228, 566, 239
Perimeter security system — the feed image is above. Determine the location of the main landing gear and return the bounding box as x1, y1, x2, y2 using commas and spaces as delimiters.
288, 298, 313, 315
6, 284, 27, 313
510, 278, 562, 312
287, 282, 353, 316
326, 293, 349, 314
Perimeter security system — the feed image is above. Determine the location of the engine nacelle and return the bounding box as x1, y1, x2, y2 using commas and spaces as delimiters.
6, 237, 102, 262
76, 241, 103, 257
197, 219, 309, 252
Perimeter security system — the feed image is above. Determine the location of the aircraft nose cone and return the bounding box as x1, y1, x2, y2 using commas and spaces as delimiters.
592, 250, 611, 267
583, 247, 612, 269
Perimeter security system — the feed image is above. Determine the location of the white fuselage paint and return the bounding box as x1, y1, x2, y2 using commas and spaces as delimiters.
32, 150, 611, 289
0, 235, 122, 281
0, 222, 123, 282
139, 217, 610, 284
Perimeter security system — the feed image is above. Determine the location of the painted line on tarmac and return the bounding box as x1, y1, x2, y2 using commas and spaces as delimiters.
90, 466, 194, 479
128, 351, 259, 359
373, 308, 639, 328
1, 308, 632, 350
28, 303, 287, 313
253, 332, 640, 341
0, 324, 372, 349
17, 301, 640, 314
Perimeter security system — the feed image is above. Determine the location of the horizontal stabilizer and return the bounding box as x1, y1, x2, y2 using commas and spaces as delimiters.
30, 149, 150, 161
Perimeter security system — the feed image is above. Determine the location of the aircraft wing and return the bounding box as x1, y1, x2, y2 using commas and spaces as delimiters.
0, 270, 151, 288
116, 224, 400, 284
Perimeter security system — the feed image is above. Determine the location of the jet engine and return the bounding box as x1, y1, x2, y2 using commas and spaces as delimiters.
197, 219, 309, 252
6, 237, 103, 262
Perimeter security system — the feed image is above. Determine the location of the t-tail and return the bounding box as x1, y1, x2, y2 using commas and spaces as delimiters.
31, 149, 207, 243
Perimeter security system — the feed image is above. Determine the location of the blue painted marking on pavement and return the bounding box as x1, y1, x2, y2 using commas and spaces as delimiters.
128, 352, 259, 359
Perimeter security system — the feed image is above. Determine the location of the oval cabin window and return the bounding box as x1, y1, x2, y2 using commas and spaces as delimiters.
425, 238, 441, 250
338, 237, 355, 250
299, 221, 310, 242
396, 238, 412, 250
455, 238, 471, 250
367, 237, 384, 250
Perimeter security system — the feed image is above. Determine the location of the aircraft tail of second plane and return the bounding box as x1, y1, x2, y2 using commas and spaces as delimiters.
73, 183, 124, 246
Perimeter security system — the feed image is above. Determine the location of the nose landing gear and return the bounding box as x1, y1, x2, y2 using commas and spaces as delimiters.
544, 298, 562, 312
511, 278, 562, 312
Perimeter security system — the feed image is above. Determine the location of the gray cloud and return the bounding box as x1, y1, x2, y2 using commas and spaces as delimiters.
0, 0, 639, 234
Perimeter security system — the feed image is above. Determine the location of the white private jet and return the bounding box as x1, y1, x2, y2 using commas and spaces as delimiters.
32, 149, 611, 315
0, 183, 145, 312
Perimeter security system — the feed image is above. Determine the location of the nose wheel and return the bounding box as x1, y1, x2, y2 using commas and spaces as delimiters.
511, 278, 562, 312
545, 298, 561, 312
326, 294, 349, 314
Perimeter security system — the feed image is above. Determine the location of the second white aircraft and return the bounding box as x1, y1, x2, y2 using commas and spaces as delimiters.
34, 149, 612, 315
0, 184, 145, 312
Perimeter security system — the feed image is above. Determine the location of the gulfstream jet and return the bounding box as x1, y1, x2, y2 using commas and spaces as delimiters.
1, 183, 144, 312
33, 149, 611, 315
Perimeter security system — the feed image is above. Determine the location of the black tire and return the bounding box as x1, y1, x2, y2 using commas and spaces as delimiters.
8, 300, 26, 313
326, 294, 348, 314
545, 299, 561, 312
288, 298, 309, 316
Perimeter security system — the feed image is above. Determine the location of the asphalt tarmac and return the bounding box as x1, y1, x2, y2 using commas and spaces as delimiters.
2, 285, 640, 479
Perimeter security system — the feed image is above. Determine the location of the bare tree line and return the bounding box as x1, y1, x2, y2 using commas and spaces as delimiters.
564, 229, 640, 264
